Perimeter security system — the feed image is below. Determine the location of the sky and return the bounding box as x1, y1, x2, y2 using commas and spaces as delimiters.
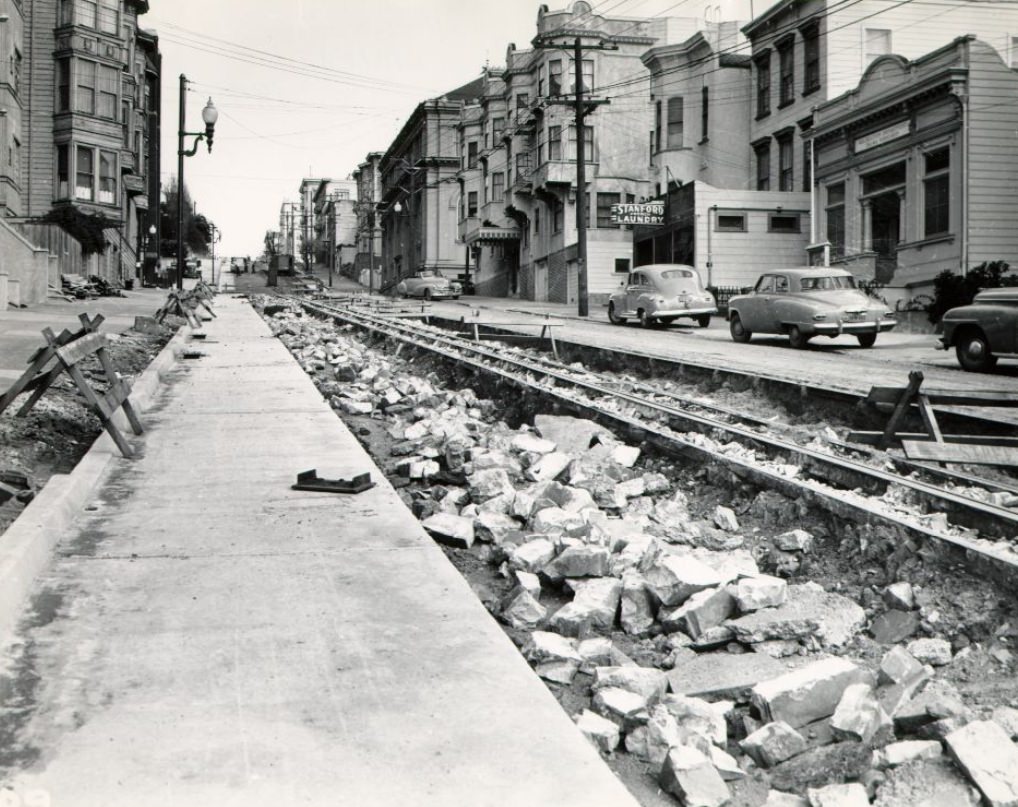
144, 0, 759, 259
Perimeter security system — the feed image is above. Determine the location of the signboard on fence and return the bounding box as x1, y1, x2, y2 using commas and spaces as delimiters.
610, 202, 665, 226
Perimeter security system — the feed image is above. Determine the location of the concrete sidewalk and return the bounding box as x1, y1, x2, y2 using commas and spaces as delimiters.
0, 295, 638, 807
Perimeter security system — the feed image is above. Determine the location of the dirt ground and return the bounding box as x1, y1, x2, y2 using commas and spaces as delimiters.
0, 321, 176, 536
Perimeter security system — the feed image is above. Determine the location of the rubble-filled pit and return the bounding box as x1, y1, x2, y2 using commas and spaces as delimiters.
260, 297, 1018, 806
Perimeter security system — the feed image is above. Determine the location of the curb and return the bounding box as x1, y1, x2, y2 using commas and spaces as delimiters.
0, 322, 194, 646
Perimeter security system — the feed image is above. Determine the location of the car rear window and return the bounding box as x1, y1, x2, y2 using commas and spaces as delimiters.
800, 275, 857, 291
657, 269, 700, 293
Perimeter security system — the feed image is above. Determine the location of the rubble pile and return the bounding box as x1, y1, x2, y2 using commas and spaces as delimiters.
264, 302, 1018, 807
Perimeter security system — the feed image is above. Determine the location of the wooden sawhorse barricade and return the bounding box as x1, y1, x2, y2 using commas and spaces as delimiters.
459, 318, 562, 360
155, 289, 216, 329
849, 370, 1018, 466
0, 313, 143, 458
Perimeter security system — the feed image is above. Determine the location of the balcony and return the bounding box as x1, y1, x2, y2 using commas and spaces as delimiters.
530, 158, 598, 190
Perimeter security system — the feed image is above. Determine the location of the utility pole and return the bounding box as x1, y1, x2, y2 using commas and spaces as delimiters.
537, 35, 613, 317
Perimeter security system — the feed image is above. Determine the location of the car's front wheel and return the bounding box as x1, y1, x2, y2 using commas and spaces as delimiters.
608, 302, 627, 325
729, 314, 751, 343
956, 330, 998, 372
638, 309, 655, 329
696, 315, 711, 328
788, 326, 810, 349
857, 333, 877, 348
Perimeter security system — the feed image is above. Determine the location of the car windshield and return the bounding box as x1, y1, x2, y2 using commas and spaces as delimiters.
799, 275, 857, 291
656, 269, 700, 293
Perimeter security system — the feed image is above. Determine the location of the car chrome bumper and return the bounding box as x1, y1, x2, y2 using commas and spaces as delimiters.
812, 318, 897, 335
652, 306, 718, 318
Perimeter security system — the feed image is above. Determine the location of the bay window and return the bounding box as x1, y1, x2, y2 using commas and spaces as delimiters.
75, 145, 94, 200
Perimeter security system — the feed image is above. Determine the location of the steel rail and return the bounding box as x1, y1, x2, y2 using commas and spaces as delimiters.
282, 296, 1018, 580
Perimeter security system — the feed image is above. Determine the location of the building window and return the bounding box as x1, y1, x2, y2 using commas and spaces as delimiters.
57, 58, 71, 112
548, 125, 561, 160
11, 136, 19, 185
1012, 36, 1018, 68
98, 63, 118, 119
654, 100, 662, 152
467, 190, 478, 218
535, 205, 541, 234
57, 144, 69, 198
615, 258, 631, 274
76, 60, 96, 114
553, 200, 564, 232
802, 139, 812, 192
77, 0, 98, 27
516, 92, 529, 110
777, 38, 794, 106
568, 125, 594, 162
75, 145, 94, 200
467, 141, 478, 169
716, 212, 746, 232
492, 117, 504, 140
803, 23, 821, 93
596, 192, 621, 228
777, 134, 793, 191
666, 97, 683, 149
755, 53, 770, 117
865, 29, 891, 66
826, 182, 845, 258
98, 0, 119, 34
98, 149, 117, 203
579, 59, 594, 93
11, 49, 21, 96
701, 86, 709, 142
492, 172, 504, 203
924, 148, 950, 237
754, 141, 770, 191
769, 214, 800, 233
549, 59, 562, 96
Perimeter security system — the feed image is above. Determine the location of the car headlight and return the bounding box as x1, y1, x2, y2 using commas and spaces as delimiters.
884, 311, 895, 318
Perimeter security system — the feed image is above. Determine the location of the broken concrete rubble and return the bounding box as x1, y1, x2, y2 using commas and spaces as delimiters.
734, 575, 788, 613
574, 709, 622, 753
420, 513, 475, 548
726, 583, 865, 648
592, 665, 669, 704
906, 637, 953, 667
619, 571, 656, 636
831, 683, 893, 745
877, 740, 941, 768
659, 744, 731, 807
667, 650, 786, 701
806, 782, 870, 807
592, 687, 650, 730
642, 552, 724, 607
667, 586, 735, 639
502, 589, 547, 629
549, 577, 621, 636
945, 720, 1018, 807
752, 657, 874, 728
740, 721, 807, 768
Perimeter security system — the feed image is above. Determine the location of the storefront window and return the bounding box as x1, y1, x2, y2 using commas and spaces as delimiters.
924, 148, 950, 236
826, 182, 845, 258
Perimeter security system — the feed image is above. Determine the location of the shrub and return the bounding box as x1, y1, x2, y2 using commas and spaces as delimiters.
927, 261, 1018, 323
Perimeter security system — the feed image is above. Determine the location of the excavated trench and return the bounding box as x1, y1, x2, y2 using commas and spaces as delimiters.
260, 298, 1018, 807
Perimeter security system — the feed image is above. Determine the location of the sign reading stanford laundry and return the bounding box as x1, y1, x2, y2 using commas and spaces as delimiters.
611, 202, 665, 225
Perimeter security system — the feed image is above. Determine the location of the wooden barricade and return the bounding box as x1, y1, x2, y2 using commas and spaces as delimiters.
459, 318, 562, 359
849, 370, 1018, 466
0, 313, 144, 458
155, 289, 215, 328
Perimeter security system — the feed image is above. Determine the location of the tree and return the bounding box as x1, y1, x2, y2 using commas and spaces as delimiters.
159, 176, 214, 256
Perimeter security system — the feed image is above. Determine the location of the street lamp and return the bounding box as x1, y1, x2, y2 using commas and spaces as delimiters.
176, 74, 218, 290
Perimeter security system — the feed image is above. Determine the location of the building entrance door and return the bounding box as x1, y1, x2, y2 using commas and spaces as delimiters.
869, 191, 901, 283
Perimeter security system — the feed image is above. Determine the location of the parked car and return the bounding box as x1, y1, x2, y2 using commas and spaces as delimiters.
727, 268, 896, 349
182, 259, 201, 279
396, 270, 461, 300
939, 287, 1018, 372
608, 264, 717, 328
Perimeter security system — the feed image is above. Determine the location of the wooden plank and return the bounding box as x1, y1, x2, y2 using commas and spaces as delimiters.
55, 332, 106, 367
847, 431, 1018, 447
917, 394, 944, 442
902, 441, 1018, 467
868, 387, 1018, 408
16, 364, 67, 416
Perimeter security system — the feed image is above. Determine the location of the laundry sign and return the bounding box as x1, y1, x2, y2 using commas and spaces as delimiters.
855, 120, 909, 153
611, 202, 665, 225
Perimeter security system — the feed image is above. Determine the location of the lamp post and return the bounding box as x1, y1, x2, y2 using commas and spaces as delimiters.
176, 74, 217, 290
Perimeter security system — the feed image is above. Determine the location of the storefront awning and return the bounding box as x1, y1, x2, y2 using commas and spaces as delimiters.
466, 226, 521, 245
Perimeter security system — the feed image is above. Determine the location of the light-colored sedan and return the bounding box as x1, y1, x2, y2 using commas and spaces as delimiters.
727, 268, 896, 349
608, 264, 717, 328
395, 270, 461, 300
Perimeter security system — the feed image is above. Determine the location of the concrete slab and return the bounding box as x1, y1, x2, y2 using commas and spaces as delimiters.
667, 650, 789, 701
0, 296, 639, 807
